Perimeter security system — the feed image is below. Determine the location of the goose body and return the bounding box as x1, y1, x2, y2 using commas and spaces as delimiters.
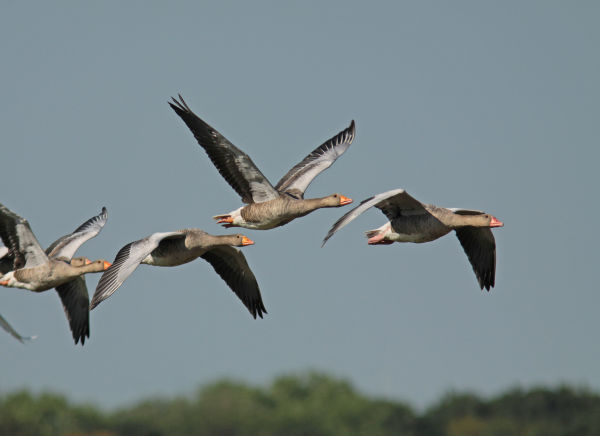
216, 195, 352, 230
0, 203, 111, 344
0, 259, 108, 291
91, 229, 266, 319
169, 95, 354, 230
322, 189, 504, 290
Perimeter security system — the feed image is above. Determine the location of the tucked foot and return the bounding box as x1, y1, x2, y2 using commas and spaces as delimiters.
214, 214, 233, 223
367, 232, 393, 245
213, 215, 237, 228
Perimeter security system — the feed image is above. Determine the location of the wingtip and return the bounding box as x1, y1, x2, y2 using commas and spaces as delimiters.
73, 330, 88, 346
345, 120, 356, 142
168, 94, 185, 111
168, 93, 191, 112
478, 277, 494, 292
18, 334, 38, 344
252, 302, 267, 319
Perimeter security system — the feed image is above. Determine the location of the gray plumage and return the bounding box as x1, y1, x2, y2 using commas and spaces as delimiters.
322, 189, 503, 290
91, 230, 266, 319
0, 203, 109, 345
169, 95, 354, 230
46, 207, 108, 259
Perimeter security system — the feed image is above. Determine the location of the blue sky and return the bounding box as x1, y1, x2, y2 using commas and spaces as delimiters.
1, 1, 599, 409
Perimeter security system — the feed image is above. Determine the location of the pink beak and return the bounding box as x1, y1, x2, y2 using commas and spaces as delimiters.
490, 216, 504, 228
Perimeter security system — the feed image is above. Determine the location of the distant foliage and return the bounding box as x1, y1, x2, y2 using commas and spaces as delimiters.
1, 373, 599, 436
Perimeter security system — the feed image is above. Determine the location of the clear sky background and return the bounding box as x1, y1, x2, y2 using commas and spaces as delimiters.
1, 1, 598, 410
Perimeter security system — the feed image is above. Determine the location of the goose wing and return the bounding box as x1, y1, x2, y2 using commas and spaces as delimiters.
322, 189, 425, 246
275, 120, 355, 199
200, 246, 267, 319
0, 313, 36, 343
46, 207, 108, 259
90, 232, 184, 309
0, 203, 47, 269
169, 95, 279, 204
55, 277, 90, 345
455, 227, 497, 291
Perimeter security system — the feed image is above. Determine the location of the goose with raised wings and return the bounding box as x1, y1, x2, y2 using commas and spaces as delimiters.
169, 95, 354, 230
0, 203, 111, 344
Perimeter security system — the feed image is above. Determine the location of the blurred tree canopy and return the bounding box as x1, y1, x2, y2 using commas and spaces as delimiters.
1, 372, 599, 436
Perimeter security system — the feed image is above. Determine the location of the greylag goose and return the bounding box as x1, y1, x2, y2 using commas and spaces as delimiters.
322, 189, 504, 290
169, 95, 354, 230
0, 313, 36, 343
91, 229, 266, 318
0, 203, 111, 344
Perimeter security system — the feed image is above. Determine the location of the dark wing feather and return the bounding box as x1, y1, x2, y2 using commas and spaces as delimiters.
0, 246, 15, 274
275, 120, 355, 198
455, 227, 497, 290
169, 95, 279, 204
374, 190, 425, 221
200, 246, 266, 319
46, 207, 108, 259
55, 277, 90, 345
0, 203, 47, 269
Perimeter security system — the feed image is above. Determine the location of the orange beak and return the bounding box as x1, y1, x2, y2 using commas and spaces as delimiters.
242, 236, 254, 246
217, 216, 234, 224
103, 261, 112, 270
0, 280, 8, 286
339, 195, 353, 206
85, 258, 92, 265
490, 216, 504, 228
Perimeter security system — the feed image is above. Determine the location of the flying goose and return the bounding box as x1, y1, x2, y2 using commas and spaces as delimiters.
322, 189, 504, 290
0, 203, 111, 344
91, 229, 266, 319
169, 95, 354, 230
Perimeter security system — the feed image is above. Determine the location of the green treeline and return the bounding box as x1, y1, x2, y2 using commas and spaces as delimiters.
1, 372, 599, 436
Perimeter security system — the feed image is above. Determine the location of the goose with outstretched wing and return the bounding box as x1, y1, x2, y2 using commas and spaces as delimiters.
322, 189, 503, 290
0, 204, 111, 344
169, 95, 354, 230
91, 229, 266, 319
